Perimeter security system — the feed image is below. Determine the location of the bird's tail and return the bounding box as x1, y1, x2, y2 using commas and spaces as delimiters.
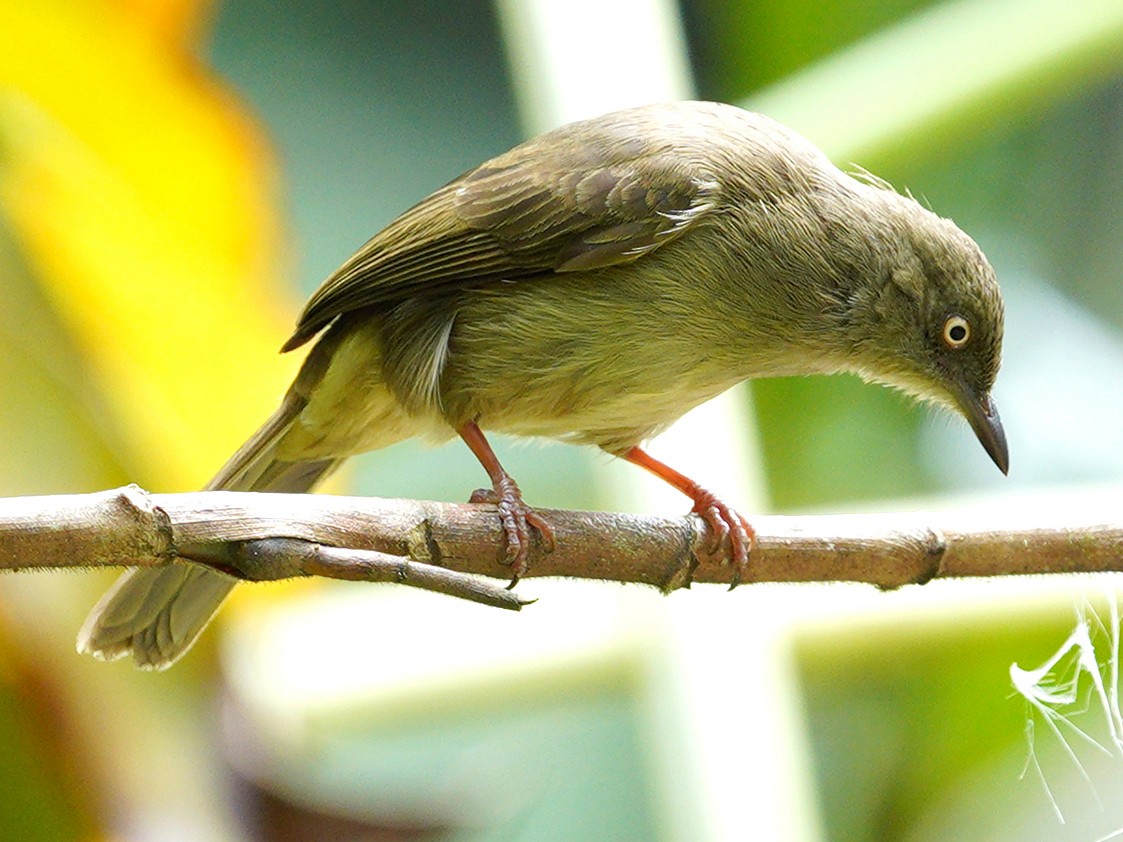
77, 393, 339, 670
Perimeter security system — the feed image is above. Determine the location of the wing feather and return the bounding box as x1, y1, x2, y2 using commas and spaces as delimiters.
282, 105, 725, 351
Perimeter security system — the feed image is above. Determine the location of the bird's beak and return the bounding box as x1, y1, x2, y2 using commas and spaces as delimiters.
954, 388, 1009, 475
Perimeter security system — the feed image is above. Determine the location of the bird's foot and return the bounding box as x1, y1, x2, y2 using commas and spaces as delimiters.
689, 489, 755, 590
470, 475, 556, 587
618, 446, 755, 590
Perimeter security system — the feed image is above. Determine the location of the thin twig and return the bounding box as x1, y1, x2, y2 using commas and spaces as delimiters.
179, 536, 530, 610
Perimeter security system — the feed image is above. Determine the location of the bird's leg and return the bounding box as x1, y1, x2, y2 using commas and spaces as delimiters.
458, 421, 556, 585
621, 445, 754, 589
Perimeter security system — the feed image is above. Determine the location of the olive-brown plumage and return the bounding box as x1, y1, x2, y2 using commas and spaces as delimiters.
79, 101, 1007, 669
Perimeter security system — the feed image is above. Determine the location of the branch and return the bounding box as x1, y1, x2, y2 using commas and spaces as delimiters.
0, 486, 1120, 605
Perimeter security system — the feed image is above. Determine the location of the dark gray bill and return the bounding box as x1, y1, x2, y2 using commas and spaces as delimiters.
959, 391, 1008, 475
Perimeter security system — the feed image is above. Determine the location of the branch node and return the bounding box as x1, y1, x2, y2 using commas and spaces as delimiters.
407, 517, 442, 565
151, 505, 176, 564
659, 518, 699, 593
920, 526, 949, 584
393, 554, 409, 584
113, 484, 176, 562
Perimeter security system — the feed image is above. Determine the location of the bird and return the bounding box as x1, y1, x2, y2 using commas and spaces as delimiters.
78, 100, 1007, 669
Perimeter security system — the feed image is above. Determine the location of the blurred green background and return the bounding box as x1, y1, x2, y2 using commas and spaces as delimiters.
0, 0, 1121, 839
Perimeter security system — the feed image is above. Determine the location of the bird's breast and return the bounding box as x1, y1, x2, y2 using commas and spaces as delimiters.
430, 270, 758, 451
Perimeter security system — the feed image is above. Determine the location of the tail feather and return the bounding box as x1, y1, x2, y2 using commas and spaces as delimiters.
77, 393, 339, 670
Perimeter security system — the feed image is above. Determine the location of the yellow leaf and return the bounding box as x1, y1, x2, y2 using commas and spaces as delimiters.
0, 0, 300, 488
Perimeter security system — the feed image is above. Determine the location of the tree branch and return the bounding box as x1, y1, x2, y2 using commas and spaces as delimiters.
0, 486, 1119, 604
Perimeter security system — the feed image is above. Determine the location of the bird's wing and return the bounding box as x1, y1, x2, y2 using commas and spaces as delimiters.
282, 125, 722, 351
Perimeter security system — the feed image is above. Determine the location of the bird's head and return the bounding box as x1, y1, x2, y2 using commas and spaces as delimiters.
847, 195, 1008, 474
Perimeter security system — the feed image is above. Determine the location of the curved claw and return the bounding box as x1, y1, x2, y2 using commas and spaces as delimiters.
470, 477, 556, 587
690, 490, 755, 590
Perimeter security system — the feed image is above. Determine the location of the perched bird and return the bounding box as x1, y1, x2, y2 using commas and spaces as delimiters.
78, 100, 1007, 669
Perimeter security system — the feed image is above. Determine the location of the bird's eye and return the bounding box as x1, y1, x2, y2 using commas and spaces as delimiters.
942, 315, 971, 349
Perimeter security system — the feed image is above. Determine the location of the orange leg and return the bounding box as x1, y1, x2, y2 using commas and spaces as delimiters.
458, 422, 556, 585
621, 445, 754, 588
